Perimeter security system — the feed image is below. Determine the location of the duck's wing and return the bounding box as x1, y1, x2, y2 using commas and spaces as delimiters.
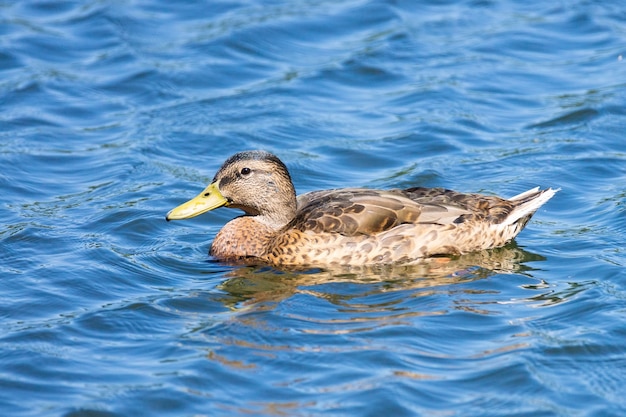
402, 186, 557, 226
292, 188, 474, 236
401, 187, 514, 223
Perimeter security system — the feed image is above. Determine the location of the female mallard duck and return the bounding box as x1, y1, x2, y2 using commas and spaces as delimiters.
166, 150, 557, 267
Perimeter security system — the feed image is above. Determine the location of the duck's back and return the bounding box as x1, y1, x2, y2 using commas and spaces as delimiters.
291, 187, 509, 234
262, 187, 556, 267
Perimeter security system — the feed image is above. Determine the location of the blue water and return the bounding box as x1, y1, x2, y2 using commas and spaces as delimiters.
1, 0, 625, 416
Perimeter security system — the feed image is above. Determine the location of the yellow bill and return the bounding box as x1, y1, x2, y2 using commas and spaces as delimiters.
166, 182, 228, 221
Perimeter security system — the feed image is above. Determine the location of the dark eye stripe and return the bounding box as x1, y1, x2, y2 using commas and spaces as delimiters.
218, 168, 254, 188
219, 175, 236, 188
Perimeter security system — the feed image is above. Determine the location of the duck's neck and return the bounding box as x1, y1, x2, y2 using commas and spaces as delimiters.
250, 190, 297, 230
255, 209, 294, 230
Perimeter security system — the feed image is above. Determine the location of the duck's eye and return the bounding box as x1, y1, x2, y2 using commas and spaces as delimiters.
240, 167, 251, 176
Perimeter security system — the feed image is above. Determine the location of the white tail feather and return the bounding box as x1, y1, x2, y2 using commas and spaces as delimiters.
509, 186, 540, 201
505, 187, 559, 226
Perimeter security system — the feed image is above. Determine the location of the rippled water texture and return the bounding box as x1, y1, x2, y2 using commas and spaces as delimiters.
1, 0, 625, 416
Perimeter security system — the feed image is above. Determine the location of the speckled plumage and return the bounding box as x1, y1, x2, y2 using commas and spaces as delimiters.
166, 150, 557, 267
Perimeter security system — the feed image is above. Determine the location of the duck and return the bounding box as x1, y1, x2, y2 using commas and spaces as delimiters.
166, 150, 557, 267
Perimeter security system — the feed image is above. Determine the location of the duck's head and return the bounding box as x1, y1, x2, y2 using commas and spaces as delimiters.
166, 150, 297, 227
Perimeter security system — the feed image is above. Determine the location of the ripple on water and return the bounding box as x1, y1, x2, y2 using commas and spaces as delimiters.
1, 0, 626, 416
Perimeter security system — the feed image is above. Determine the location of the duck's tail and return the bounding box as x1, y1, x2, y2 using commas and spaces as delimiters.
505, 186, 559, 226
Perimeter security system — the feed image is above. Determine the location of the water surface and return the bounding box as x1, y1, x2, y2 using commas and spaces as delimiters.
1, 0, 625, 416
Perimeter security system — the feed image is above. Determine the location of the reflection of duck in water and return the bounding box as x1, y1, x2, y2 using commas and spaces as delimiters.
218, 245, 546, 310
167, 150, 557, 268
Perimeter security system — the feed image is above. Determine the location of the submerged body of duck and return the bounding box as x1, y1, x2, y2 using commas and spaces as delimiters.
166, 150, 557, 267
